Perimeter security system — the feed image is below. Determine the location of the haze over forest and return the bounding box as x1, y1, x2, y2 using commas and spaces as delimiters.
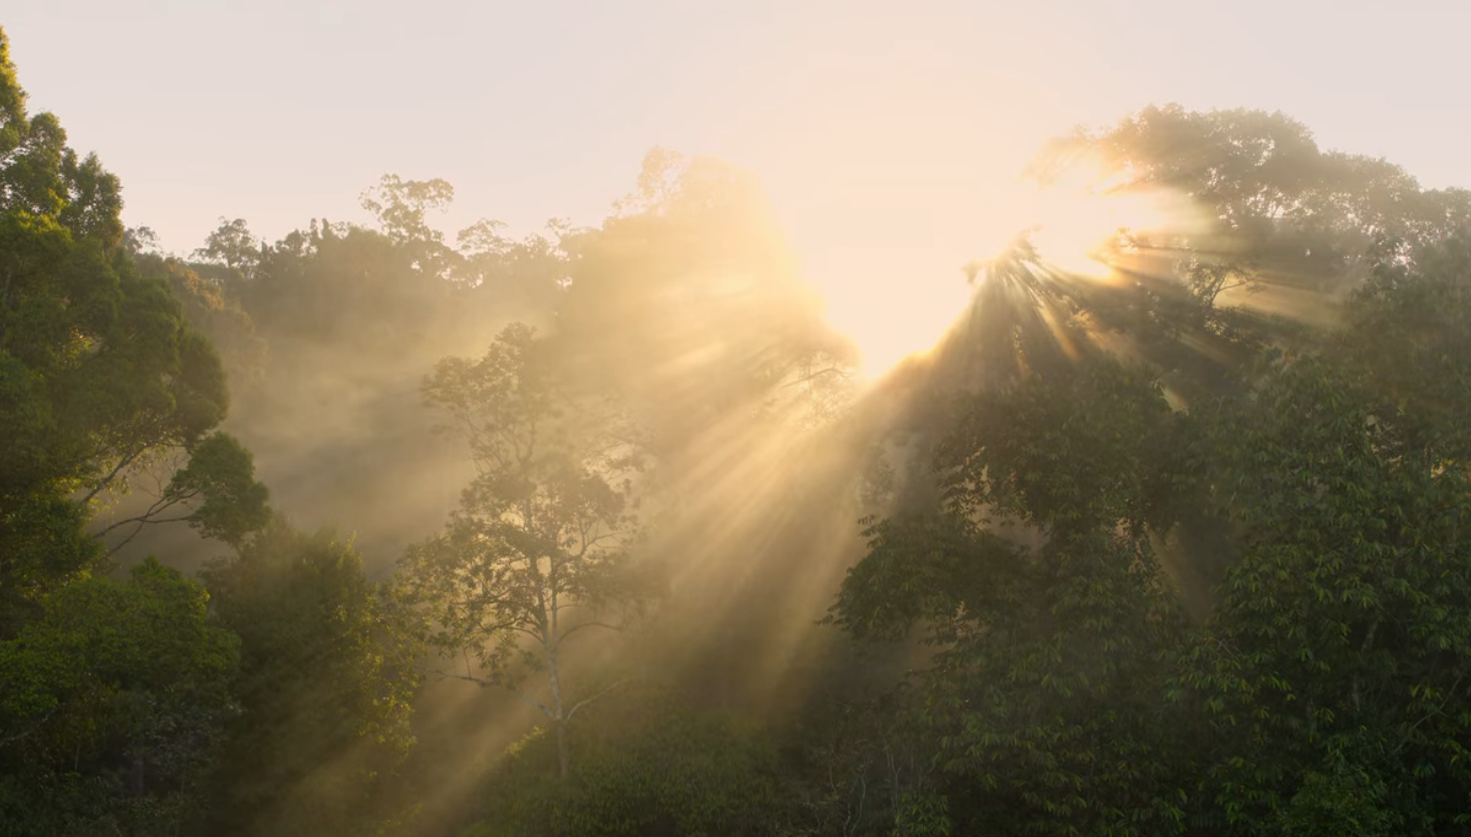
3, 6, 1471, 836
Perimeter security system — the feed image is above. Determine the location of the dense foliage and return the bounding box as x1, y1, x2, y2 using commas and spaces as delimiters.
197, 521, 420, 837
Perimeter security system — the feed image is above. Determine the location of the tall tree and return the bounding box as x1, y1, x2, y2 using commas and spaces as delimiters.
397, 323, 648, 778
192, 218, 260, 278
1039, 105, 1471, 298
360, 174, 457, 280
0, 25, 268, 626
832, 358, 1192, 836
830, 227, 1471, 834
1173, 234, 1471, 834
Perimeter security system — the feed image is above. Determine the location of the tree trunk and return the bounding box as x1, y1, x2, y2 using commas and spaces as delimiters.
554, 716, 569, 780
549, 646, 569, 778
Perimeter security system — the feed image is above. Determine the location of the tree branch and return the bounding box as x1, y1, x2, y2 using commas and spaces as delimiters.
432, 667, 494, 687
783, 366, 844, 388
559, 620, 622, 642
566, 677, 635, 722
428, 667, 554, 719
98, 509, 194, 537
80, 445, 150, 506
99, 507, 195, 560
506, 680, 554, 719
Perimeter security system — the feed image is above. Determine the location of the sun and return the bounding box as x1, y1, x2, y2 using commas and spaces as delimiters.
1022, 158, 1187, 278
802, 158, 1191, 381
817, 268, 977, 380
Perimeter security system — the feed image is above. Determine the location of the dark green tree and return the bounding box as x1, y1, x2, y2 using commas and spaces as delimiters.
0, 558, 239, 837
1174, 235, 1471, 834
0, 24, 267, 626
833, 358, 1192, 836
198, 520, 420, 837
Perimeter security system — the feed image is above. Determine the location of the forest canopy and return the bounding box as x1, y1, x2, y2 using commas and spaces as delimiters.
2, 21, 1471, 837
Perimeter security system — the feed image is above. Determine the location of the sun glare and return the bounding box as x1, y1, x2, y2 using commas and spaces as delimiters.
1023, 162, 1182, 278
818, 270, 976, 379
806, 160, 1190, 381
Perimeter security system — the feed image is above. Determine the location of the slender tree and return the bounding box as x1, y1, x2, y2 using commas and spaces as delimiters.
397, 323, 646, 777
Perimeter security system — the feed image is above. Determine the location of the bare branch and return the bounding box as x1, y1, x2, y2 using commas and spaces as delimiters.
97, 507, 194, 537
98, 502, 196, 560
782, 366, 844, 388
431, 667, 494, 688
506, 680, 555, 719
566, 678, 635, 722
80, 445, 150, 506
428, 667, 554, 719
559, 620, 623, 642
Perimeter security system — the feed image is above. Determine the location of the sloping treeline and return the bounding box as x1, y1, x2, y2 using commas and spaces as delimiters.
2, 22, 1470, 837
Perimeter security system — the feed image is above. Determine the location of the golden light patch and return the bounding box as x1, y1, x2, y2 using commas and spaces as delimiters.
802, 156, 1195, 382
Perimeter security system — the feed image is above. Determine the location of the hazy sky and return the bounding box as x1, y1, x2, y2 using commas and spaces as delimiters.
6, 0, 1469, 341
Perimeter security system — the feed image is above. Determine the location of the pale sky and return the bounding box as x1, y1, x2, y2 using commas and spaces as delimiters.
6, 1, 1469, 365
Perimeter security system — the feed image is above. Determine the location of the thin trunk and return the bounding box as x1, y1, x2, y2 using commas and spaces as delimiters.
548, 547, 569, 778
549, 643, 568, 778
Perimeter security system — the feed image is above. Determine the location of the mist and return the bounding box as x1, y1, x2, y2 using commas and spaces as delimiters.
5, 9, 1471, 837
